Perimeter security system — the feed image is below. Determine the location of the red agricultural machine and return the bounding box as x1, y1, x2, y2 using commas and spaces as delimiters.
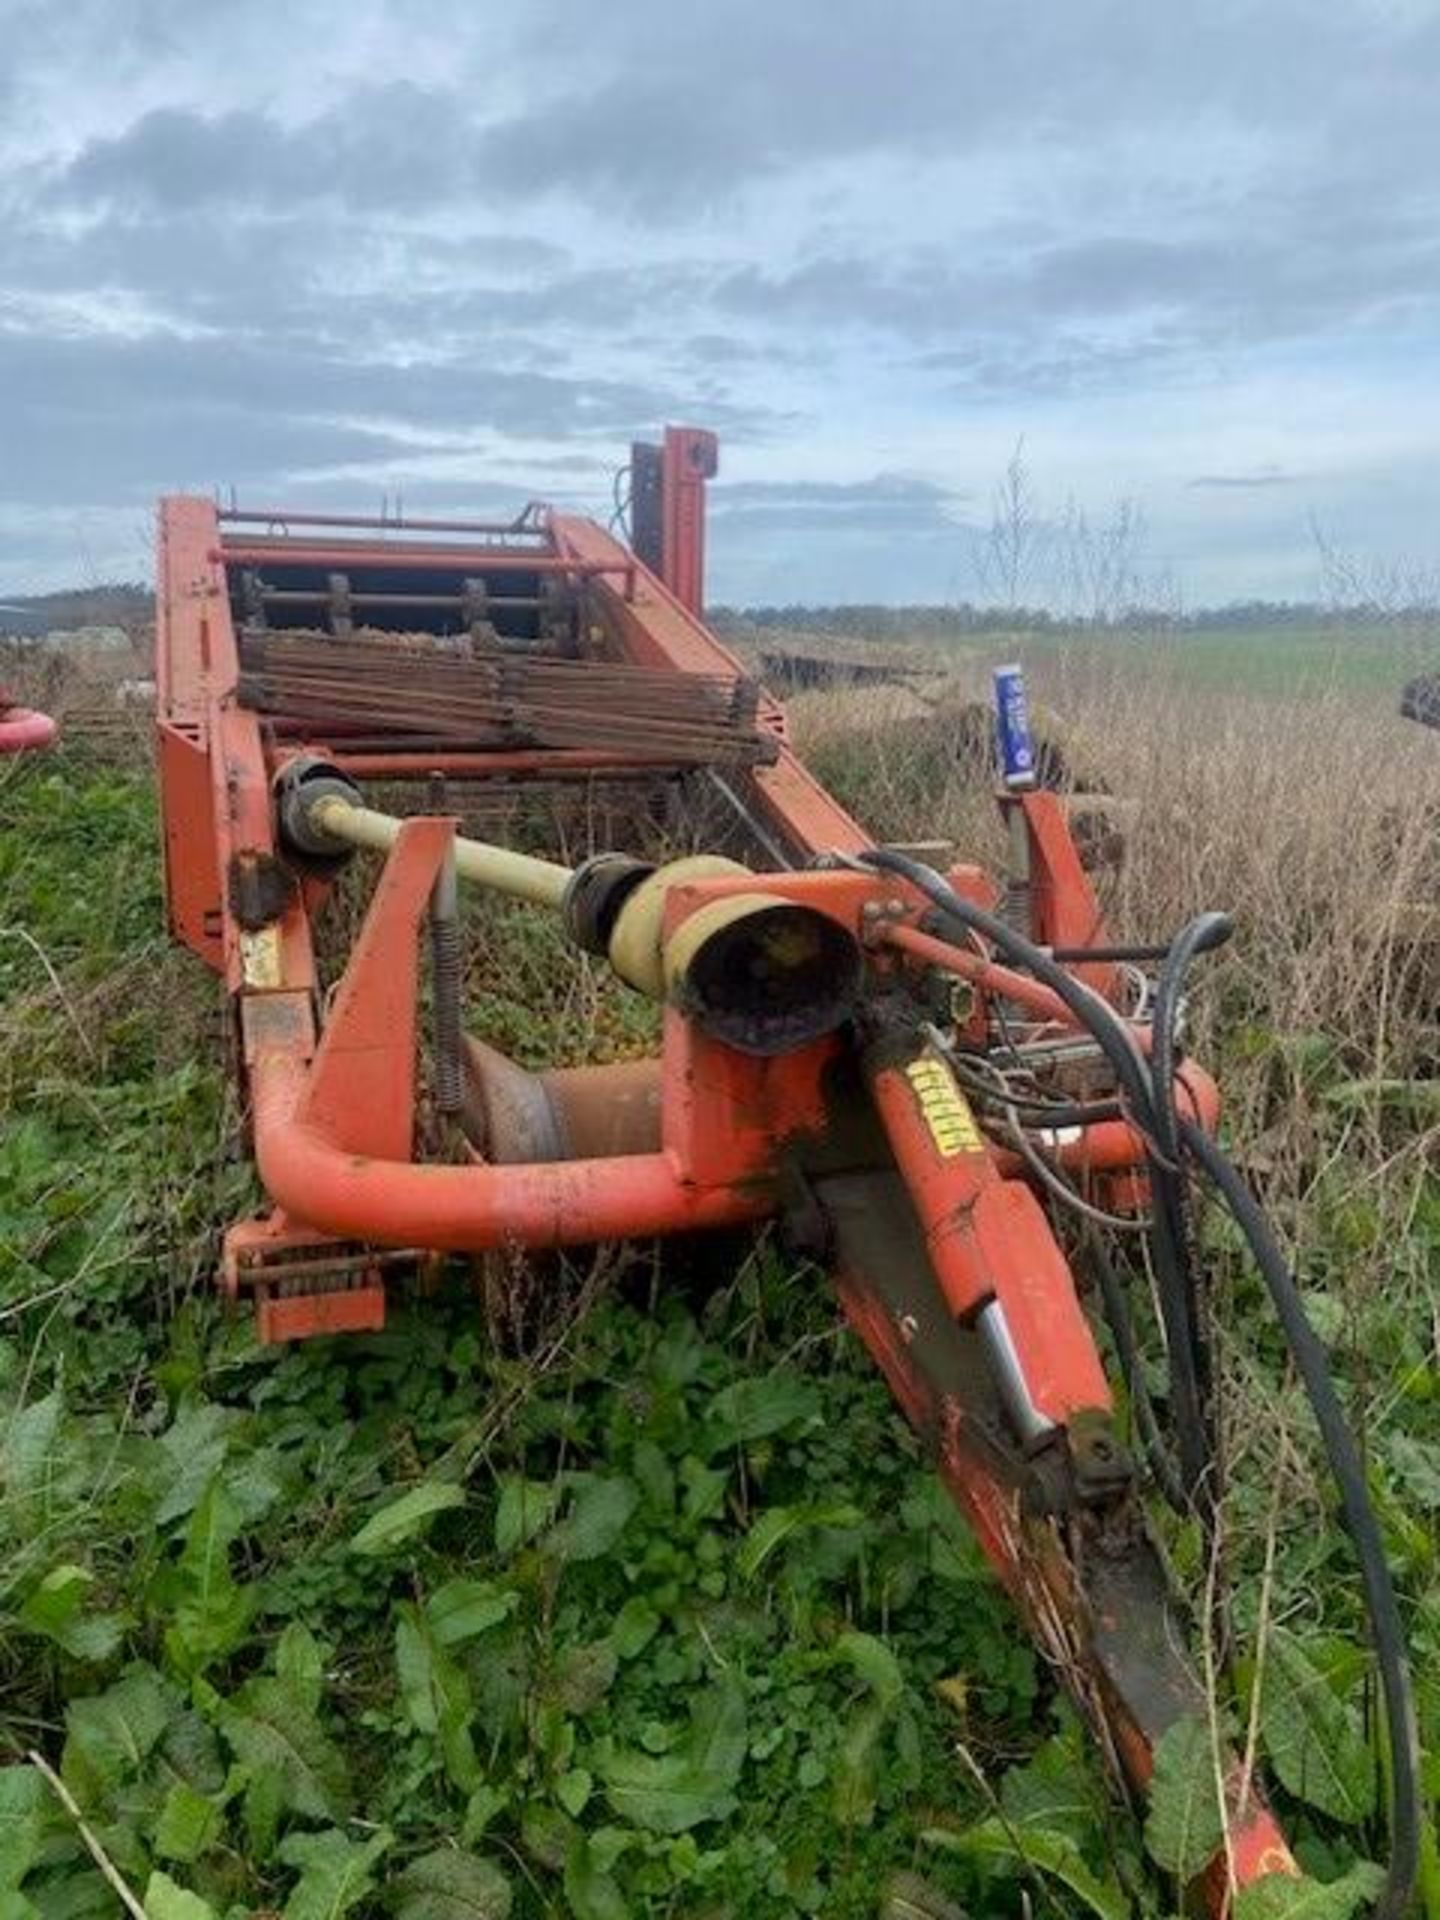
155, 428, 1417, 1914
0, 691, 56, 753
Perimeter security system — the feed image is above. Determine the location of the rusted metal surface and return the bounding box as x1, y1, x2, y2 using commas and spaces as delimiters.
320, 748, 697, 780
863, 1023, 1111, 1428
552, 513, 872, 859
237, 631, 775, 765
820, 1166, 1297, 1894
464, 1039, 662, 1162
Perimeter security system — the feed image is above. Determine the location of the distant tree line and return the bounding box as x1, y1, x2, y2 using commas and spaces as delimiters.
710, 599, 1430, 639
0, 583, 152, 633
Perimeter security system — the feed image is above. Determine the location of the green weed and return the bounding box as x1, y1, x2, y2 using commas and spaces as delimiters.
2, 743, 1437, 1920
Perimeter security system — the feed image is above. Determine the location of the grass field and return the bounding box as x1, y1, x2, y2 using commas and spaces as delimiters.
1021, 622, 1439, 699
2, 637, 1440, 1919
742, 617, 1440, 705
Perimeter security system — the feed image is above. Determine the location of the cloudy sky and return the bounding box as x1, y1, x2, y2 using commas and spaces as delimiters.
2, 0, 1438, 605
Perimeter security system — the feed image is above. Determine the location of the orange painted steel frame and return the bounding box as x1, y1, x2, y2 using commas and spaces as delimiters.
658, 425, 717, 617
156, 457, 1296, 1908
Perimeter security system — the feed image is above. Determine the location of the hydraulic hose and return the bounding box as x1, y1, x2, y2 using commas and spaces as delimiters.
1148, 912, 1237, 1526
859, 850, 1418, 1914
1087, 1230, 1190, 1512
1181, 1121, 1420, 1920
1152, 913, 1235, 1161
860, 847, 1213, 1501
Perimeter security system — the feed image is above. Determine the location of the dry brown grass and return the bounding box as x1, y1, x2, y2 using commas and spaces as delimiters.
796, 656, 1440, 1287
797, 652, 1440, 1715
1, 624, 156, 763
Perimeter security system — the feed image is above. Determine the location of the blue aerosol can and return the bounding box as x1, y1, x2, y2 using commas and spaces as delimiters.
993, 661, 1037, 792
992, 662, 1035, 937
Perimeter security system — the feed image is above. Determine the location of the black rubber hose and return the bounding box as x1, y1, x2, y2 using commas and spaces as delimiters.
1086, 1231, 1190, 1512
1181, 1121, 1420, 1920
864, 849, 1417, 1912
863, 852, 1157, 1120
1149, 912, 1237, 1521
861, 847, 1213, 1500
1048, 940, 1175, 963
1152, 912, 1235, 1162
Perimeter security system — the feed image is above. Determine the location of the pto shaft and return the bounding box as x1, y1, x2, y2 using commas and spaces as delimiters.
308, 793, 573, 909
274, 760, 861, 1053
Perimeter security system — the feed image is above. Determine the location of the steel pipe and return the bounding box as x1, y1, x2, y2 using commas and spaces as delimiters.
257, 588, 552, 611
881, 921, 1077, 1026
220, 507, 549, 538
321, 749, 688, 779
216, 544, 629, 578
250, 1047, 767, 1252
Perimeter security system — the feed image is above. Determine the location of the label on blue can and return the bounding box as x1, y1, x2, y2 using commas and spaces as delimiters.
993, 662, 1036, 789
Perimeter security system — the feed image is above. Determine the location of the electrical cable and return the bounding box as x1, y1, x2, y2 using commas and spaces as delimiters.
1180, 1121, 1421, 1920
993, 1099, 1152, 1234
1147, 912, 1236, 1582
1151, 912, 1233, 1162
941, 1043, 1124, 1128
969, 1085, 1124, 1128
1047, 940, 1176, 963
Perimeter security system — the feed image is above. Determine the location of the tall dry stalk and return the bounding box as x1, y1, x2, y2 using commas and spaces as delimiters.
792, 652, 1440, 1569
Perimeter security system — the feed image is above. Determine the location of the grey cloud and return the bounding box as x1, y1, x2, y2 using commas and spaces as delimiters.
710, 474, 968, 538
1188, 472, 1301, 491
52, 91, 481, 215
707, 475, 983, 604
39, 0, 1407, 227
724, 206, 1440, 395
685, 334, 768, 368
3, 0, 1440, 600
0, 200, 705, 361
20, 3, 1440, 400
0, 325, 712, 506
483, 0, 1356, 215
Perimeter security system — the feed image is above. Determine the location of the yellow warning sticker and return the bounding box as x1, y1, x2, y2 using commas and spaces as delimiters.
239, 926, 282, 990
905, 1058, 984, 1157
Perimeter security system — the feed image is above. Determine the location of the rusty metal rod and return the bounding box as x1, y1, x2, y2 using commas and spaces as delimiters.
430, 839, 464, 1116
314, 748, 684, 777
258, 589, 552, 612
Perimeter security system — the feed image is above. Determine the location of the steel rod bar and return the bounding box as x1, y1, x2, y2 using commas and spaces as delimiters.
258, 589, 551, 612
220, 508, 550, 536
881, 921, 1077, 1026
322, 750, 688, 779
217, 544, 628, 578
